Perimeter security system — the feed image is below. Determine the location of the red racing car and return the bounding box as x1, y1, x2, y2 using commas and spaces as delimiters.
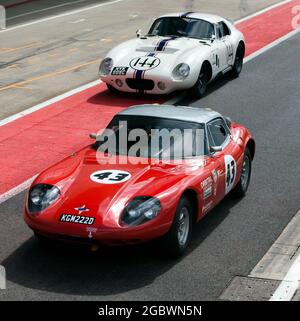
24, 104, 255, 257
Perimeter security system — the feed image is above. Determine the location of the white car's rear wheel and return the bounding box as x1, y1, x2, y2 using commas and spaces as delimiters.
230, 44, 244, 78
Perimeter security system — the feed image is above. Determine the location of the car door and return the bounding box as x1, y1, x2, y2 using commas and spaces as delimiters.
198, 126, 223, 216
216, 22, 234, 69
207, 118, 242, 203
219, 21, 234, 66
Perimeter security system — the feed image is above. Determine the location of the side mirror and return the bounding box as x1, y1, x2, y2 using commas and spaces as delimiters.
211, 34, 216, 43
89, 133, 97, 140
210, 146, 222, 153
225, 116, 232, 127
136, 29, 142, 38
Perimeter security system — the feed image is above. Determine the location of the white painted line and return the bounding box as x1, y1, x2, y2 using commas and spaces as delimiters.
270, 258, 300, 301
0, 176, 36, 205
0, 80, 101, 127
68, 18, 86, 24
0, 0, 129, 33
235, 0, 293, 24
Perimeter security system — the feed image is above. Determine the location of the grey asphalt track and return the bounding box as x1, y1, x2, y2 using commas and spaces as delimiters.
0, 32, 299, 301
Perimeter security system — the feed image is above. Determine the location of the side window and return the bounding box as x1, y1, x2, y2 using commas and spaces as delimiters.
221, 21, 231, 36
217, 22, 224, 38
207, 118, 229, 147
217, 21, 231, 38
216, 23, 223, 38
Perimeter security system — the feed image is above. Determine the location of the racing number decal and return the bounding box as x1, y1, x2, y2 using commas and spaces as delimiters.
90, 170, 131, 184
225, 155, 236, 194
130, 56, 160, 71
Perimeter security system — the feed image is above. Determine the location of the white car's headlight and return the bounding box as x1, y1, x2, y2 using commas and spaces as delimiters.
172, 63, 190, 80
99, 57, 113, 76
28, 184, 61, 214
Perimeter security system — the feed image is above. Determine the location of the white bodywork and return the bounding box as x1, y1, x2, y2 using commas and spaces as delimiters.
100, 12, 245, 94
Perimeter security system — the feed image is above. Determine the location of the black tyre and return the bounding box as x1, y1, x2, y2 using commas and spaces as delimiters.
229, 43, 244, 78
190, 64, 209, 99
231, 148, 252, 198
106, 84, 120, 94
161, 197, 193, 258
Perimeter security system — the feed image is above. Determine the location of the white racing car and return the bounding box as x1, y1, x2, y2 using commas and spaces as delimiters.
99, 12, 245, 98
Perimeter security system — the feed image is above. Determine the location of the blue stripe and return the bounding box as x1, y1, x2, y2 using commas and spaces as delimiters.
156, 36, 176, 52
181, 11, 194, 18
135, 70, 143, 80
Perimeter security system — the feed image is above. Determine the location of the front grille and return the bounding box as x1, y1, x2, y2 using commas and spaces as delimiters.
126, 79, 155, 90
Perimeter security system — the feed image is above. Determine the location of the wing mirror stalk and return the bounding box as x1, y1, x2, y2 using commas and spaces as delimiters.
89, 133, 97, 140
210, 146, 222, 153
136, 29, 142, 38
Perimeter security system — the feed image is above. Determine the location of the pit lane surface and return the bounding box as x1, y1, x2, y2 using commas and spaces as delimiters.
0, 29, 300, 301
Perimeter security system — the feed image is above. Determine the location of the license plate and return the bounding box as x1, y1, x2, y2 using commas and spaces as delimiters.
111, 67, 128, 76
59, 214, 95, 225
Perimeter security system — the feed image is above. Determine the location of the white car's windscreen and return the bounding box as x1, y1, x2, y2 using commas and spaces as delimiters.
147, 17, 215, 40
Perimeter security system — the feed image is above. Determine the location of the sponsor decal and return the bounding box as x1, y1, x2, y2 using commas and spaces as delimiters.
202, 200, 213, 214
212, 169, 218, 183
90, 170, 131, 184
225, 155, 237, 195
200, 176, 213, 189
203, 186, 212, 200
130, 56, 160, 71
59, 214, 95, 225
111, 67, 128, 76
74, 205, 89, 214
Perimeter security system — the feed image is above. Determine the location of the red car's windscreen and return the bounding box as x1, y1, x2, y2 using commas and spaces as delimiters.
93, 115, 207, 160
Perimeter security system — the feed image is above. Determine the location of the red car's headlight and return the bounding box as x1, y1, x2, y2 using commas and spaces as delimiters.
28, 184, 60, 214
122, 196, 161, 226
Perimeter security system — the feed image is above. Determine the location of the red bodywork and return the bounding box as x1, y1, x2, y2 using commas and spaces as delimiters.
24, 122, 254, 245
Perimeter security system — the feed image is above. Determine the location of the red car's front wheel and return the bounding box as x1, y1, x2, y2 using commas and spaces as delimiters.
161, 196, 193, 258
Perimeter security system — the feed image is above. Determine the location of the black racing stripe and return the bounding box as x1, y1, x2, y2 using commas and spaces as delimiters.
181, 11, 194, 18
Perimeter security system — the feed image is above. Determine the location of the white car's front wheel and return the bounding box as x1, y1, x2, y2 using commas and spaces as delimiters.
106, 84, 121, 94
190, 64, 209, 99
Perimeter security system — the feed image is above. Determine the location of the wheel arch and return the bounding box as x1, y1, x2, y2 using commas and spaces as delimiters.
246, 138, 255, 160
201, 60, 213, 82
181, 189, 199, 223
238, 40, 246, 58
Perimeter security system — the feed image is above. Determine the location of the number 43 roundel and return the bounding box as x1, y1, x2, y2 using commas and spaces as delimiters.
90, 170, 131, 184
224, 155, 237, 195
